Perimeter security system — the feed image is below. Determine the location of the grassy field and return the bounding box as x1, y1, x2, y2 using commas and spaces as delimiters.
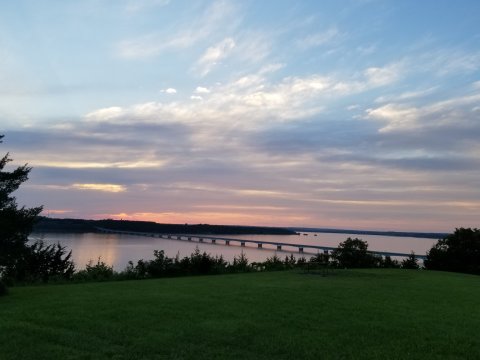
1, 269, 479, 360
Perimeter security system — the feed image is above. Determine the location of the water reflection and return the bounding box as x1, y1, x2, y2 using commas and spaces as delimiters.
31, 232, 438, 271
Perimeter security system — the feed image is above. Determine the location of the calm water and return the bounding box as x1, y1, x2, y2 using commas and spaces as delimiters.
30, 232, 438, 270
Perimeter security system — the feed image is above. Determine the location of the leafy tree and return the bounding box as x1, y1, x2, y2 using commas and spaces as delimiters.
424, 228, 480, 275
331, 237, 381, 268
0, 135, 43, 278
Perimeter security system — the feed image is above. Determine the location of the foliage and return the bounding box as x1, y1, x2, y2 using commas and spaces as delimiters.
331, 237, 382, 268
4, 240, 75, 283
263, 254, 285, 271
74, 258, 114, 281
381, 255, 400, 268
401, 252, 420, 269
0, 135, 43, 277
424, 228, 480, 275
230, 251, 250, 272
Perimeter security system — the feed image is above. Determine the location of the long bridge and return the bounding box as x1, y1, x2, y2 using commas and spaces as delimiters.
96, 227, 427, 259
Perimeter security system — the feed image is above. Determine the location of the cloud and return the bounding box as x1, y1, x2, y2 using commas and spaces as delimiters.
195, 38, 236, 76
116, 0, 239, 59
375, 87, 438, 103
83, 61, 406, 132
85, 107, 123, 121
366, 93, 480, 133
162, 88, 177, 94
71, 183, 127, 193
195, 87, 210, 94
364, 63, 403, 86
296, 27, 340, 49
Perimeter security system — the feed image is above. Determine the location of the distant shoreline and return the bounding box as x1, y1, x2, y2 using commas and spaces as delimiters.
33, 217, 296, 236
33, 217, 447, 239
290, 227, 447, 239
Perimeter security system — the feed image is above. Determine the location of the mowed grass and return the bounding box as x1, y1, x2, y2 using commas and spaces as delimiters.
1, 269, 479, 360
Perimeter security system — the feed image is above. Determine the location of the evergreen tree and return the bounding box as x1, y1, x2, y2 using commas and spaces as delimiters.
0, 135, 43, 276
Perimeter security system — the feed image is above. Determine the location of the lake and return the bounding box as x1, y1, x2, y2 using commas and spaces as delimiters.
30, 231, 439, 270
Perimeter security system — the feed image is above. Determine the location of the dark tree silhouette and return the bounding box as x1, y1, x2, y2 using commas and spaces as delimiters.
1, 135, 74, 284
401, 252, 419, 269
424, 228, 480, 275
331, 237, 381, 268
0, 135, 43, 276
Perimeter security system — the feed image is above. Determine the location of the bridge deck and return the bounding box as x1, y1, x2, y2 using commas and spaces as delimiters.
96, 227, 426, 259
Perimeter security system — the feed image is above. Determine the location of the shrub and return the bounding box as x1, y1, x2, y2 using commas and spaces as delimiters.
6, 240, 75, 283
381, 256, 400, 268
230, 251, 250, 272
401, 252, 420, 269
264, 255, 284, 271
74, 258, 114, 281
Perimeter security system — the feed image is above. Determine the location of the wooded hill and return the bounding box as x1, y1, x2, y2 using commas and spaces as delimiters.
33, 217, 296, 235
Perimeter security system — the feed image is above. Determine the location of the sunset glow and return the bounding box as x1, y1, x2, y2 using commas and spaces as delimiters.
2, 0, 480, 232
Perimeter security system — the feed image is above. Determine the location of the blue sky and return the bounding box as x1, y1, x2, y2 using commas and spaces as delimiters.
1, 0, 479, 231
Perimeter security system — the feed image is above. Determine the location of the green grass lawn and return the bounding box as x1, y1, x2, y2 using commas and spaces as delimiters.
1, 269, 479, 360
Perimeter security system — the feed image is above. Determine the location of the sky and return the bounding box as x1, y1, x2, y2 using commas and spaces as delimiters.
1, 0, 479, 232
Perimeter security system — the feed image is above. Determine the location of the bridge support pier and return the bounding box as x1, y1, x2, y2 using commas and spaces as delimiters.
277, 245, 282, 251
225, 240, 230, 245
299, 247, 304, 253
241, 242, 245, 247
258, 243, 262, 248
211, 239, 216, 244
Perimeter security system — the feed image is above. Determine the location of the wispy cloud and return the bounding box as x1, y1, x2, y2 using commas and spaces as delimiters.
195, 38, 236, 76
366, 92, 480, 133
116, 0, 239, 59
296, 27, 340, 49
124, 0, 170, 13
72, 183, 127, 193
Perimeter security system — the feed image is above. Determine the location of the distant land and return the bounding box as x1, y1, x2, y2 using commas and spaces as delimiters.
290, 227, 448, 239
33, 217, 296, 235
33, 217, 448, 239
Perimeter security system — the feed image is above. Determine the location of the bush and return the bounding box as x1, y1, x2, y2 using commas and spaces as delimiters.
3, 240, 75, 284
381, 256, 400, 268
230, 251, 250, 272
74, 258, 114, 281
401, 252, 419, 269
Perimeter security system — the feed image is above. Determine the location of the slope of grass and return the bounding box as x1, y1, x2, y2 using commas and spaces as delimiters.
1, 269, 479, 360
